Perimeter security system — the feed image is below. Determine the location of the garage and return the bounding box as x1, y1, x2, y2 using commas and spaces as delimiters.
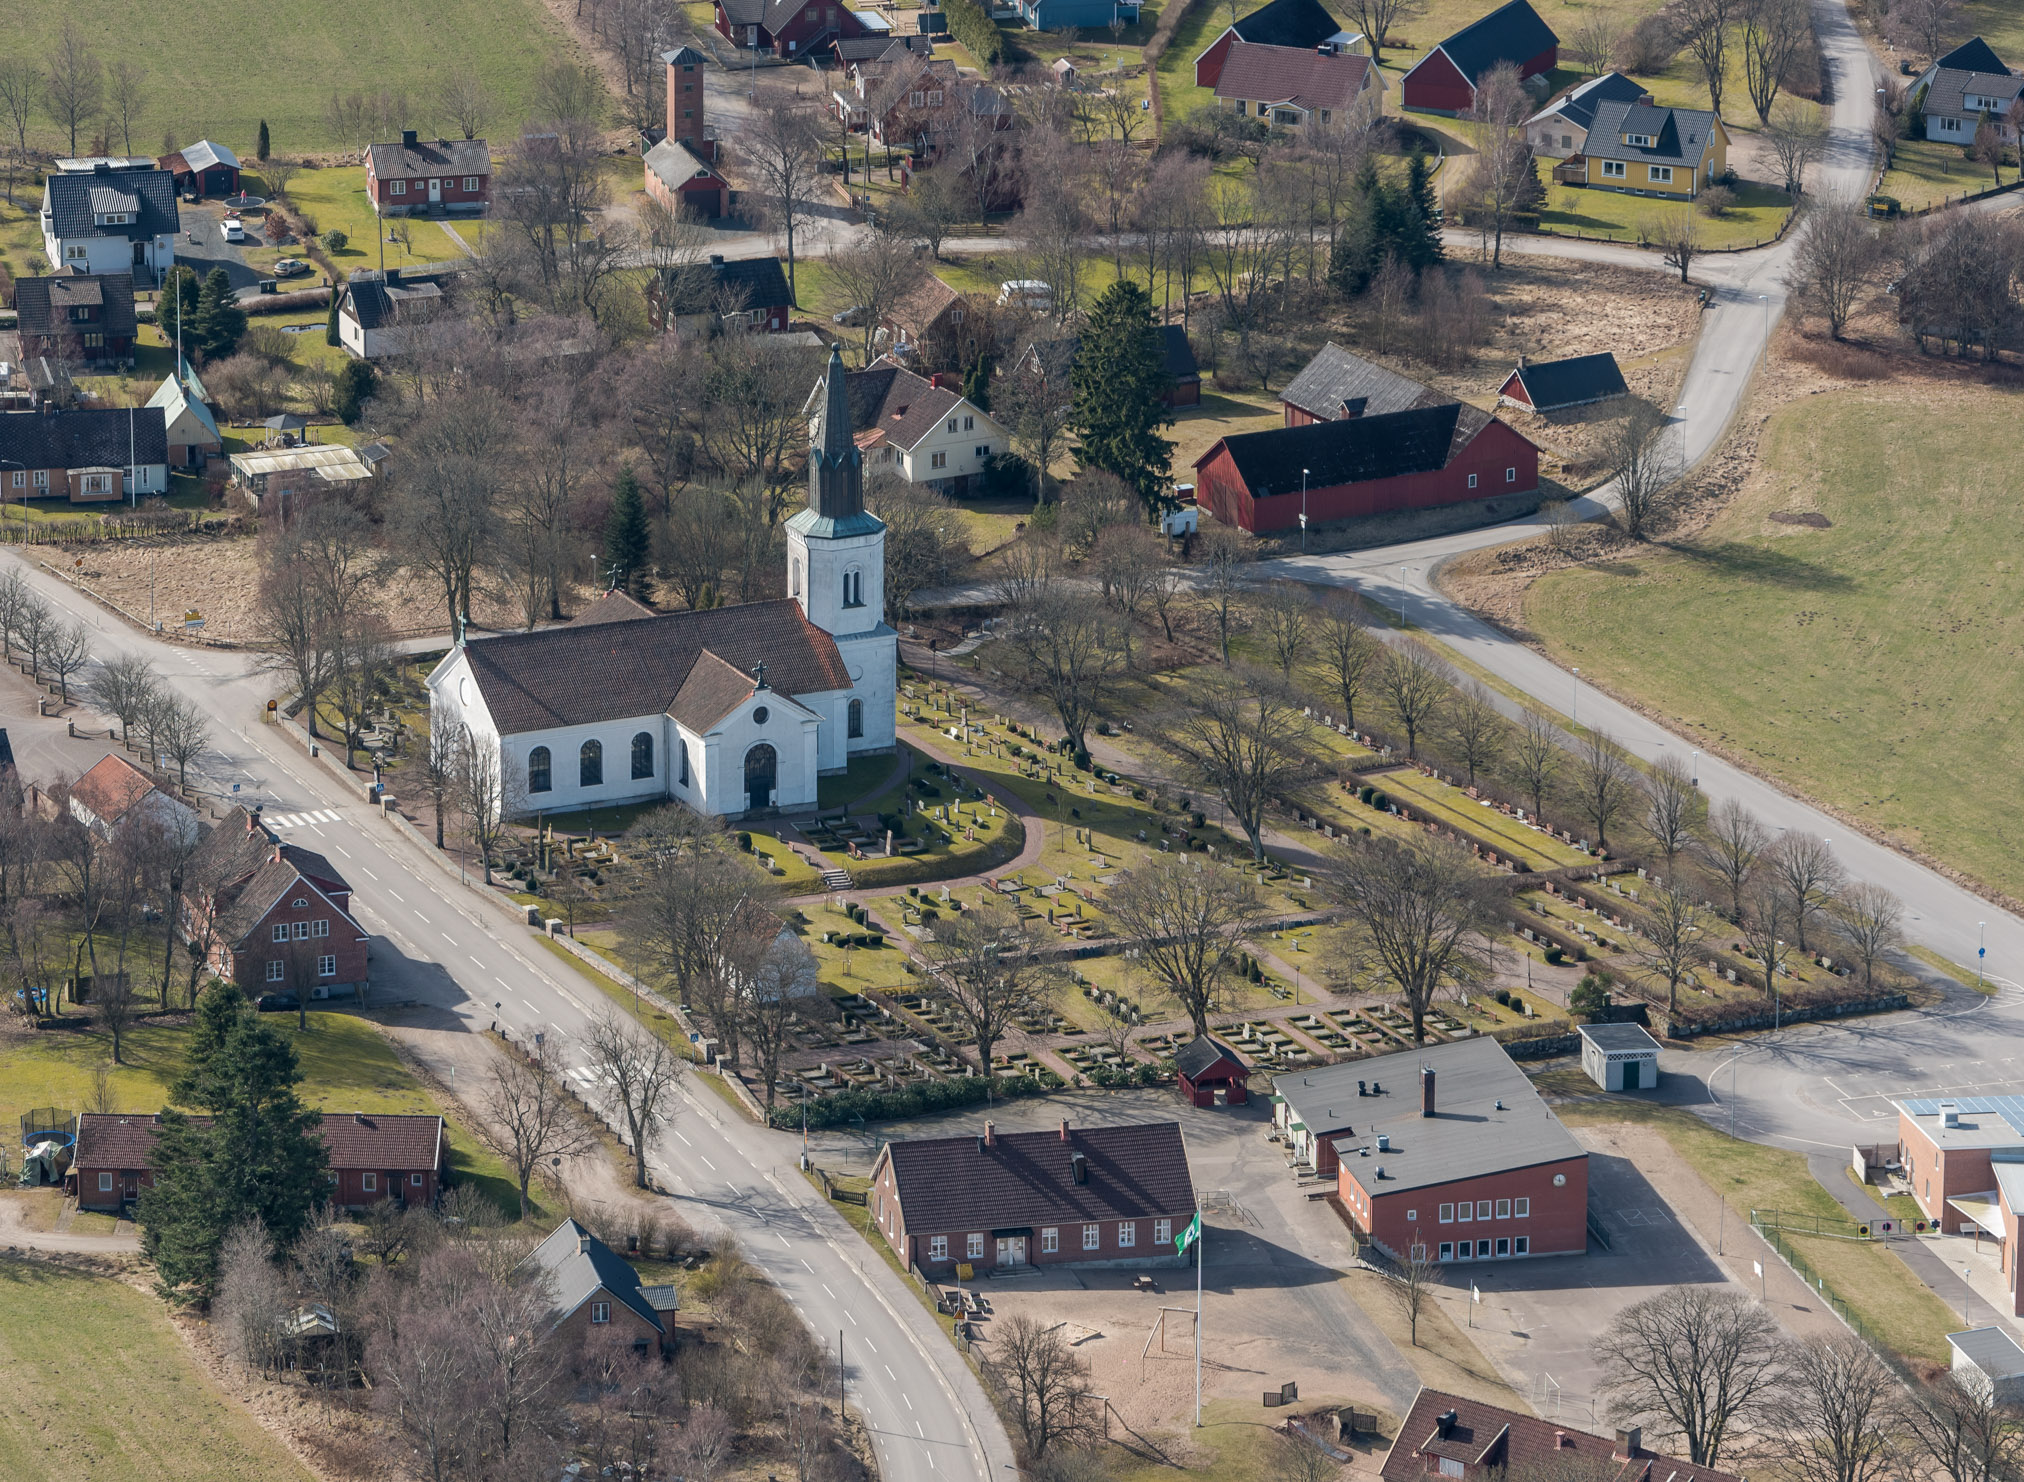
1579, 1023, 1660, 1092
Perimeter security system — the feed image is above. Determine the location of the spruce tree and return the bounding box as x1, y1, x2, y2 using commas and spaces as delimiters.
256, 120, 270, 162
194, 268, 245, 360
325, 292, 340, 347
157, 266, 201, 352
334, 360, 377, 424
1403, 151, 1446, 272
1069, 279, 1175, 516
1329, 157, 1384, 296
603, 466, 651, 596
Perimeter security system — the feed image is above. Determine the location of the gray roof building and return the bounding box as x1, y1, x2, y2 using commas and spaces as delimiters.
1499, 352, 1628, 412
366, 135, 491, 182
521, 1217, 677, 1342
41, 164, 180, 243
0, 405, 168, 472
1576, 1022, 1661, 1053
1280, 342, 1443, 422
1581, 99, 1721, 168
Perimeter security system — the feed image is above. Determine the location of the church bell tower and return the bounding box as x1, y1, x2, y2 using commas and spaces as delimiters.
788, 343, 885, 638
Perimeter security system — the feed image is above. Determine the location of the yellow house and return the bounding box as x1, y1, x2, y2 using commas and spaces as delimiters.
1556, 99, 1728, 199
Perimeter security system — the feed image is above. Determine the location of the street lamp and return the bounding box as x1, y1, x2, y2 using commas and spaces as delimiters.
1300, 467, 1310, 550
1690, 749, 1700, 786
1758, 294, 1770, 366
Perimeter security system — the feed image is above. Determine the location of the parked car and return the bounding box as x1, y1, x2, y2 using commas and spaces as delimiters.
273, 257, 310, 276
256, 992, 300, 1012
221, 218, 247, 243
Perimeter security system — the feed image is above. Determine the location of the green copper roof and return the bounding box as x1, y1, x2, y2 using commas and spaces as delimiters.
787, 506, 885, 539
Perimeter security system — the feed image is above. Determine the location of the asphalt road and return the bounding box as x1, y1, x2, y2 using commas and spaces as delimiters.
4, 557, 1015, 1482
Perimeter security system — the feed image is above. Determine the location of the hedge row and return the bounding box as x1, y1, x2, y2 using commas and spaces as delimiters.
767, 1069, 1060, 1129
943, 0, 1004, 66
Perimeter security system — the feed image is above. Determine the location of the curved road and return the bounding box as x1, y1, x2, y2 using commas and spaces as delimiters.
1, 561, 1015, 1482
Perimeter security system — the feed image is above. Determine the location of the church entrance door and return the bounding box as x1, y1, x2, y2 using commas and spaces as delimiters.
744, 743, 778, 811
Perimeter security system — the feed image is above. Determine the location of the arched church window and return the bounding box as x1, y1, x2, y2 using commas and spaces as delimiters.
528, 747, 552, 793
843, 567, 864, 608
631, 731, 654, 780
790, 558, 801, 597
848, 699, 864, 739
580, 739, 603, 788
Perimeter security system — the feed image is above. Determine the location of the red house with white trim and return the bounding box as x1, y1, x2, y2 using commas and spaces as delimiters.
1275, 1037, 1589, 1265
181, 806, 370, 999
1193, 400, 1539, 534
365, 131, 491, 216
1401, 0, 1558, 115
716, 0, 869, 57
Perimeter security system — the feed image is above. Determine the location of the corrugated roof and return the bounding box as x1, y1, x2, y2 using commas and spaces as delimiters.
229, 445, 376, 481
1281, 342, 1440, 421
881, 1121, 1196, 1233
1279, 1037, 1585, 1195
181, 140, 240, 173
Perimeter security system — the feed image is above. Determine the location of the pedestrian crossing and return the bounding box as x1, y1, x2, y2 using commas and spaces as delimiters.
265, 809, 341, 828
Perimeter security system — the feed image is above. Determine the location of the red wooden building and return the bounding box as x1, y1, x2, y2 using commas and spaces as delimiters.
1193, 401, 1540, 534
716, 0, 869, 56
181, 806, 370, 1000
1274, 1037, 1589, 1264
1401, 0, 1558, 115
365, 131, 491, 216
73, 1111, 445, 1213
1194, 0, 1345, 87
1175, 1036, 1250, 1107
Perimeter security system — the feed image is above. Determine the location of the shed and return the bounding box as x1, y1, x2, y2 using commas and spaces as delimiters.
1175, 1036, 1249, 1106
1949, 1327, 2024, 1404
1498, 352, 1628, 413
1578, 1022, 1660, 1092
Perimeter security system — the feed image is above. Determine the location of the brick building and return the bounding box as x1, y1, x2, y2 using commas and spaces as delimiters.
1274, 1036, 1588, 1264
181, 806, 370, 999
522, 1218, 680, 1356
1382, 1389, 1743, 1482
870, 1119, 1196, 1275
1899, 1095, 2024, 1312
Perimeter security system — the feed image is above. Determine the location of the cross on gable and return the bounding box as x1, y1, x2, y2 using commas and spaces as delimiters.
752, 661, 769, 691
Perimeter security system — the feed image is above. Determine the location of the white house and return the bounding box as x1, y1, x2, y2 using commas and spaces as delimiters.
1525, 71, 1649, 158
40, 161, 179, 284
808, 355, 1007, 496
429, 344, 897, 819
334, 268, 452, 360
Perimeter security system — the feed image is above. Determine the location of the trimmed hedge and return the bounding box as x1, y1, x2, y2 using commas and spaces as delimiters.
943, 0, 1004, 66
767, 1069, 1062, 1129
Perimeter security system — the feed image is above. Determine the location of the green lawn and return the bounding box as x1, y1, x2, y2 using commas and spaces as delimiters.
0, 1260, 317, 1482
0, 1012, 530, 1220
1536, 178, 1793, 248
1877, 136, 2006, 213
0, 191, 48, 284
1525, 383, 2024, 906
9, 0, 585, 159
285, 167, 468, 272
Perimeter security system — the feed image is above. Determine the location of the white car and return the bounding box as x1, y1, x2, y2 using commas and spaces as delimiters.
221, 218, 247, 243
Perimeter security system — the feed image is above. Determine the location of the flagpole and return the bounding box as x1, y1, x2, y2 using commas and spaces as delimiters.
1194, 1204, 1203, 1429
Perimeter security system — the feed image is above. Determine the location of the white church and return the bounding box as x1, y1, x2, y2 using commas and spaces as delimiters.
427, 344, 897, 818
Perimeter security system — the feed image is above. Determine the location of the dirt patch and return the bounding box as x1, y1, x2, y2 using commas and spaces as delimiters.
1769, 510, 1831, 528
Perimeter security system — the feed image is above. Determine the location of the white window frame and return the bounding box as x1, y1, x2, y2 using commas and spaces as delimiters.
930, 450, 948, 469
966, 1232, 984, 1260
265, 960, 285, 982
99, 1172, 114, 1191
318, 955, 336, 977
1041, 1227, 1059, 1253
8, 471, 20, 488
273, 924, 289, 943
1601, 159, 1626, 178
312, 919, 330, 938
1515, 1197, 1530, 1218
1497, 1236, 1511, 1256
1082, 1223, 1100, 1251
1477, 1238, 1492, 1258
1154, 1218, 1170, 1246
33, 470, 48, 488
1496, 1199, 1511, 1219
391, 179, 407, 195
1118, 1221, 1136, 1248
929, 1235, 948, 1261
463, 176, 479, 190
1515, 1235, 1530, 1254
1477, 1200, 1493, 1219
591, 1300, 611, 1324
1648, 165, 1674, 184
410, 1173, 424, 1187
294, 921, 312, 941
1439, 1203, 1454, 1223
1406, 1209, 1418, 1223
363, 1172, 378, 1193
1467, 473, 1478, 489
1441, 1459, 1465, 1478
1457, 1202, 1472, 1223
1439, 1240, 1453, 1261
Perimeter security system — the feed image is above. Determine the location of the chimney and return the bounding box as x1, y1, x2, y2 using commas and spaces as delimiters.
1555, 1431, 1569, 1450
245, 808, 258, 833
579, 1234, 593, 1254
1517, 351, 1527, 368
1436, 1409, 1457, 1437
1421, 1066, 1437, 1118
709, 252, 726, 265
401, 128, 419, 148
1071, 1151, 1088, 1184
1059, 1118, 1070, 1141
984, 1120, 996, 1148
1615, 1427, 1642, 1458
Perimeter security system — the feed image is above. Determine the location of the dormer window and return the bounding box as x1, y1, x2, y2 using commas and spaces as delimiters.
1623, 132, 1654, 147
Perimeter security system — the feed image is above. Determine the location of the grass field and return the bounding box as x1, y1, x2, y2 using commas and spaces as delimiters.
284, 166, 469, 271
10, 0, 586, 160
0, 1011, 530, 1218
1525, 382, 2024, 906
0, 1259, 317, 1482
1876, 136, 2007, 213
1536, 178, 1793, 248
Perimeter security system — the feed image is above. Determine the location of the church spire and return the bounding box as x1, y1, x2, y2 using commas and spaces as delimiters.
808, 342, 863, 520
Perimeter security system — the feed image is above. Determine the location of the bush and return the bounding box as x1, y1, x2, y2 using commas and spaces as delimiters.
321, 228, 349, 251
1544, 946, 1565, 965
1615, 12, 1677, 74
737, 831, 753, 851
1696, 184, 1736, 219
333, 359, 377, 424
1569, 973, 1612, 1022
767, 1069, 1060, 1129
941, 0, 1004, 65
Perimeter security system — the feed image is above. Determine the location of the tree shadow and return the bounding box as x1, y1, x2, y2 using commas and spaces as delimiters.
1663, 539, 1858, 592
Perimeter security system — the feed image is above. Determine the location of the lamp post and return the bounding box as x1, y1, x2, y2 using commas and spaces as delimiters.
1300, 467, 1309, 549
1690, 749, 1700, 786
1759, 293, 1770, 366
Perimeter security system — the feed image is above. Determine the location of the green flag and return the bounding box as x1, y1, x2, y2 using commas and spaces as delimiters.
1175, 1212, 1201, 1253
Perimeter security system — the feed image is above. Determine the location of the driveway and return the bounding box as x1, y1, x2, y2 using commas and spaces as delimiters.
176, 203, 262, 298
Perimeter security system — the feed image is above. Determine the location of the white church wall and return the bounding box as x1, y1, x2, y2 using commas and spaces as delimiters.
786, 522, 886, 639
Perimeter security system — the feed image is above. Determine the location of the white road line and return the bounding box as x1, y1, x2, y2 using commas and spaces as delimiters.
495, 978, 512, 990
701, 1156, 717, 1171
822, 1283, 837, 1299
361, 867, 378, 880
802, 1258, 814, 1271
864, 1340, 877, 1354
845, 1310, 858, 1326
777, 1232, 791, 1247
387, 890, 403, 902
415, 913, 430, 924
904, 1393, 913, 1410
331, 844, 351, 857
442, 935, 457, 946
886, 1365, 897, 1380
673, 1132, 691, 1145
915, 1422, 924, 1438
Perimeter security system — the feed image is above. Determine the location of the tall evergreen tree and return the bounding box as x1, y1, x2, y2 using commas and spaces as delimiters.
1070, 279, 1175, 516
1328, 157, 1385, 296
157, 265, 201, 352
256, 119, 270, 161
603, 466, 650, 596
334, 360, 377, 424
325, 292, 340, 348
194, 267, 245, 361
1402, 150, 1446, 271
138, 986, 327, 1304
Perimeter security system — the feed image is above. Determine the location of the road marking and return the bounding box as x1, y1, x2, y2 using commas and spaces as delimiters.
330, 844, 351, 858
823, 1283, 837, 1299
700, 1156, 716, 1171
415, 913, 430, 924
802, 1258, 813, 1271
387, 890, 403, 903
904, 1392, 913, 1410
361, 867, 378, 880
845, 1309, 857, 1325
673, 1132, 691, 1145
886, 1365, 897, 1380
915, 1421, 923, 1438
863, 1340, 876, 1354
494, 978, 512, 990
442, 935, 457, 946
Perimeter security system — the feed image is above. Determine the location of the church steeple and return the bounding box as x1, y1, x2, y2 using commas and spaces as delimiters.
808, 343, 863, 520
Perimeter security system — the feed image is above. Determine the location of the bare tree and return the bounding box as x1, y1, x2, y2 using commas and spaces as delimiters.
1375, 641, 1455, 759
93, 951, 141, 1063
999, 347, 1076, 504
1568, 9, 1624, 74
1740, 878, 1794, 1000
214, 1217, 290, 1378
747, 90, 824, 305
0, 59, 37, 206
1898, 1372, 2024, 1482
1384, 1237, 1444, 1344
1765, 101, 1827, 196
482, 1036, 595, 1219
1740, 0, 1810, 123
1829, 883, 1903, 992
875, 474, 969, 624
1464, 63, 1544, 268
1340, 0, 1426, 66
1599, 397, 1680, 541
1659, 209, 1700, 285
1697, 797, 1767, 921
1102, 855, 1266, 1037
43, 620, 90, 705
1093, 523, 1164, 666
826, 232, 925, 363
1973, 117, 2004, 187
1887, 0, 1960, 62
456, 735, 523, 885
1793, 195, 1885, 341
153, 692, 210, 790
1444, 684, 1504, 787
1628, 882, 1711, 1016
419, 723, 462, 850
1594, 1286, 1786, 1468
1671, 0, 1738, 117
736, 930, 823, 1116
1641, 754, 1697, 874
437, 65, 493, 139
1872, 80, 1906, 169
919, 896, 1049, 1074
392, 398, 503, 635
43, 21, 104, 157
1257, 579, 1313, 680
1332, 832, 1496, 1042
1316, 590, 1381, 733
990, 1313, 1095, 1459
1168, 667, 1318, 861
583, 1008, 687, 1189
1766, 831, 1843, 953
103, 59, 146, 155
1570, 729, 1639, 852
1197, 524, 1249, 665
1785, 1335, 1901, 1482
996, 569, 1125, 759
1513, 709, 1563, 821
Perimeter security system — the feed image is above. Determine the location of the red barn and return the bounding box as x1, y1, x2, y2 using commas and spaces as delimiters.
716, 0, 869, 57
1176, 1036, 1250, 1107
1195, 0, 1345, 87
1193, 401, 1539, 534
1275, 1037, 1589, 1264
1402, 0, 1558, 115
181, 806, 371, 1000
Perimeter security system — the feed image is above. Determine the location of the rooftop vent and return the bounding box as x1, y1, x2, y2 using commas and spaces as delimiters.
1942, 1102, 1961, 1128
1071, 1151, 1088, 1184
1377, 1133, 1391, 1152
